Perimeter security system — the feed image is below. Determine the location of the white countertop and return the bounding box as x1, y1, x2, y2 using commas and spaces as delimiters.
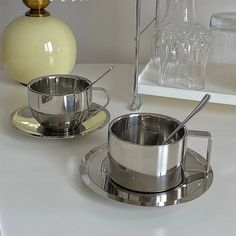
0, 64, 236, 236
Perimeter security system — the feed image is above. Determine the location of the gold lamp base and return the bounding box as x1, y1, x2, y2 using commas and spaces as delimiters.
23, 0, 51, 17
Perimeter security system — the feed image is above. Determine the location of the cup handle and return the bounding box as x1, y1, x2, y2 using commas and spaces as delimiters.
187, 130, 213, 173
91, 87, 110, 108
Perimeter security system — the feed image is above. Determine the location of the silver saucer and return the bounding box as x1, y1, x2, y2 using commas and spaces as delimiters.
80, 144, 214, 207
11, 104, 110, 139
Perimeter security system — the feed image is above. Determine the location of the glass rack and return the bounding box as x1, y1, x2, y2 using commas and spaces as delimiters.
130, 0, 236, 111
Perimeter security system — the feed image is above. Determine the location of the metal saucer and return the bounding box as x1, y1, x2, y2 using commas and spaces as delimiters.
80, 144, 214, 207
11, 104, 110, 139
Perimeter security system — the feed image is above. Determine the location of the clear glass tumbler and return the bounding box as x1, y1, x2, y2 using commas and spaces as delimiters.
153, 0, 211, 90
209, 12, 236, 64
208, 12, 236, 81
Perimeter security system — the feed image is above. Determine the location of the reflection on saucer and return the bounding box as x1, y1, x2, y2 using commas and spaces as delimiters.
80, 144, 214, 207
11, 104, 110, 139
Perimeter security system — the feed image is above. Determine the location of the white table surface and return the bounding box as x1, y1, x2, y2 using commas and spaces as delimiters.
0, 64, 236, 236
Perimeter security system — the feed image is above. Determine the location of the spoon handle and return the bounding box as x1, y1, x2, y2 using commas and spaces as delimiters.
162, 94, 211, 145
90, 65, 116, 87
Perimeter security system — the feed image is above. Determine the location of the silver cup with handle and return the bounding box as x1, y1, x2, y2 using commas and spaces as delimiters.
28, 74, 110, 133
108, 113, 212, 193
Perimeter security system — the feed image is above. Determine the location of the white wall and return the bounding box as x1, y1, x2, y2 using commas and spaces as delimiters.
1, 0, 236, 64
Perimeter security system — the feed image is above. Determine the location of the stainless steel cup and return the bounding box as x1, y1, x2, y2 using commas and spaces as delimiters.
28, 74, 109, 133
108, 113, 212, 193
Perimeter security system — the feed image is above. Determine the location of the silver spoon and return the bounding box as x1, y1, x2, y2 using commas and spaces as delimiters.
162, 94, 211, 145
88, 65, 116, 88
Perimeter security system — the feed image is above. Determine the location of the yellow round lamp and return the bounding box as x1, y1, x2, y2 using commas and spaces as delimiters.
0, 0, 77, 84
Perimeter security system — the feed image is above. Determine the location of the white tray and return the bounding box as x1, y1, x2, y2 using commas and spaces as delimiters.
138, 60, 236, 105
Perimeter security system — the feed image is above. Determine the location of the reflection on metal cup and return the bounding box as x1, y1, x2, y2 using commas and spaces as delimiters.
28, 74, 109, 133
108, 113, 187, 193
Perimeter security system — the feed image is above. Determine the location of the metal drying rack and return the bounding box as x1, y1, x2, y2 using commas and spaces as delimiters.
129, 0, 159, 111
